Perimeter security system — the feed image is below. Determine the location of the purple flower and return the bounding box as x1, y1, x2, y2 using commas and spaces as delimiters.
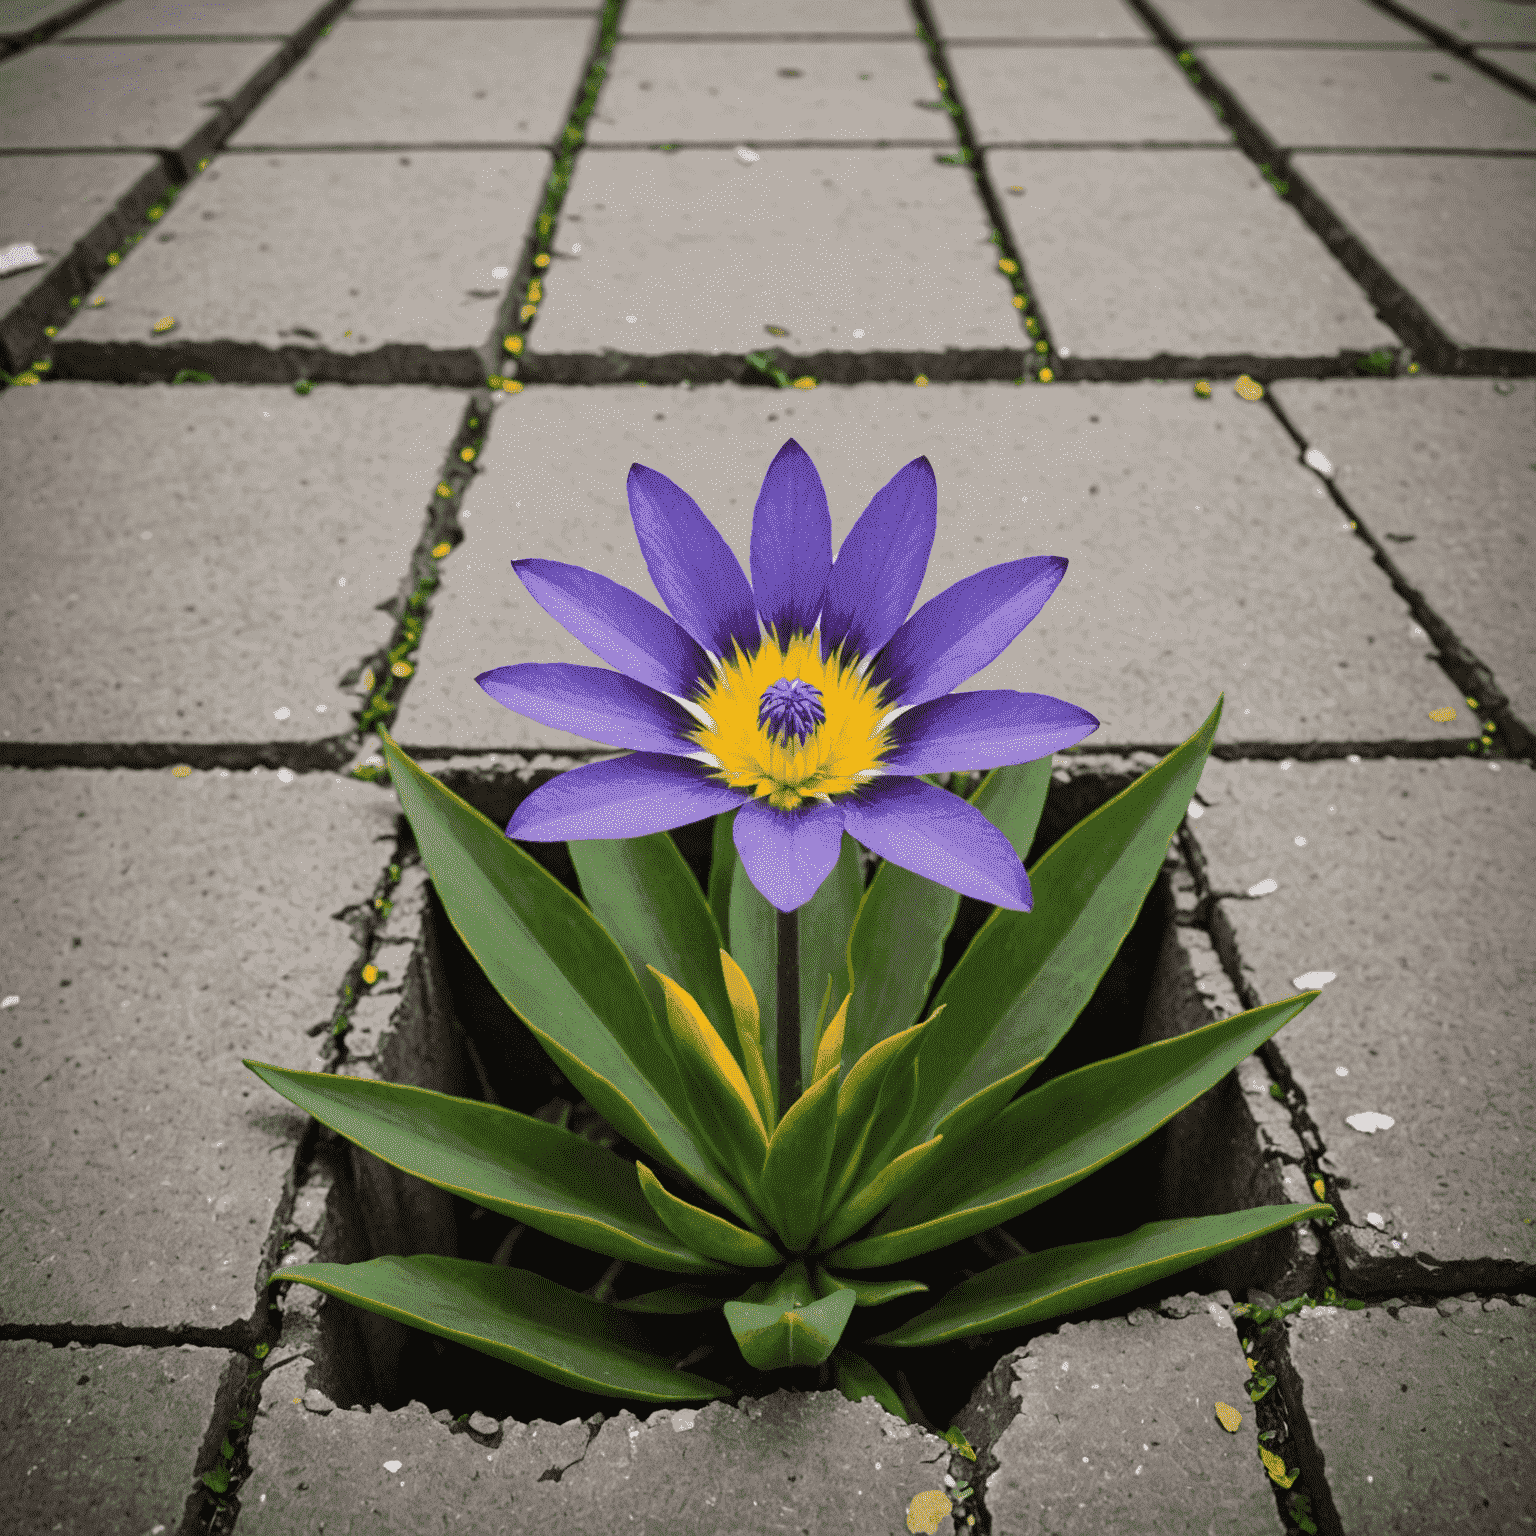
478, 441, 1098, 913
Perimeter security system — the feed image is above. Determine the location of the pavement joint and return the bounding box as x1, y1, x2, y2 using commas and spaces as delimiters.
1364, 0, 1536, 103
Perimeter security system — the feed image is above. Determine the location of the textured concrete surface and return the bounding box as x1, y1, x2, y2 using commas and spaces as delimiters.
1282, 1298, 1536, 1533
397, 380, 1467, 753
1272, 378, 1536, 725
1191, 756, 1536, 1292
587, 39, 953, 143
622, 0, 913, 31
227, 17, 595, 147
0, 1339, 239, 1536
1148, 0, 1423, 43
244, 1356, 957, 1535
1480, 46, 1536, 88
526, 149, 1021, 364
1393, 0, 1536, 44
1293, 153, 1536, 358
0, 150, 166, 371
933, 0, 1152, 40
956, 1296, 1284, 1535
1, 0, 96, 42
1210, 46, 1536, 149
947, 43, 1228, 144
988, 148, 1397, 361
65, 0, 333, 37
0, 383, 456, 747
0, 768, 393, 1331
0, 40, 286, 169
52, 150, 549, 378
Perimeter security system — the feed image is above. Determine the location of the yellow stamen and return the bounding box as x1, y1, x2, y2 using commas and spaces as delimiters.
689, 630, 894, 811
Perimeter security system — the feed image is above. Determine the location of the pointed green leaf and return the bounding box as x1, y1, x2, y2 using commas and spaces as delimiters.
818, 1135, 943, 1252
842, 757, 1050, 1063
569, 832, 736, 1063
245, 1061, 724, 1275
724, 1284, 856, 1370
612, 1281, 739, 1315
760, 1062, 841, 1251
812, 1268, 928, 1308
708, 810, 737, 947
835, 989, 1313, 1269
721, 948, 775, 1127
912, 700, 1223, 1137
871, 1204, 1333, 1346
636, 1164, 781, 1269
377, 733, 731, 1207
279, 1255, 728, 1400
830, 1347, 907, 1419
730, 833, 863, 1093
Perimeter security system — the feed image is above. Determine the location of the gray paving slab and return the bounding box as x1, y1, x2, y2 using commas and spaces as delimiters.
1479, 44, 1536, 86
396, 380, 1469, 753
0, 150, 166, 372
1392, 0, 1536, 44
1291, 154, 1536, 363
622, 0, 913, 32
946, 42, 1228, 144
0, 767, 394, 1331
227, 17, 594, 147
956, 1297, 1285, 1535
1148, 0, 1424, 43
65, 0, 331, 35
1209, 46, 1536, 149
0, 1339, 240, 1536
350, 0, 595, 9
931, 0, 1152, 40
51, 151, 548, 382
0, 0, 96, 43
0, 382, 457, 748
1190, 755, 1536, 1292
585, 40, 952, 143
0, 40, 287, 173
243, 1357, 958, 1535
987, 148, 1397, 361
1271, 379, 1536, 726
1282, 1298, 1536, 1533
523, 148, 1021, 369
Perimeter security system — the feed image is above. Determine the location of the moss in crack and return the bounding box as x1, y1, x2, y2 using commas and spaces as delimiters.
194, 1332, 280, 1534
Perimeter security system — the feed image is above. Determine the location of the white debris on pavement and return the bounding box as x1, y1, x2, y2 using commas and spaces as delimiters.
0, 241, 45, 277
1247, 878, 1278, 897
1346, 1111, 1395, 1134
276, 768, 295, 784
735, 145, 761, 163
1186, 799, 1205, 819
1294, 971, 1335, 988
274, 706, 291, 720
1302, 446, 1334, 477
1365, 1212, 1386, 1229
1, 995, 18, 1009
1335, 1066, 1349, 1076
383, 1459, 402, 1473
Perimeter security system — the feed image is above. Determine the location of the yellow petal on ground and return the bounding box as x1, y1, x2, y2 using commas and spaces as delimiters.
170, 764, 192, 778
1234, 374, 1265, 401
907, 1489, 953, 1534
1215, 1401, 1243, 1432
811, 992, 850, 1084
1260, 1446, 1298, 1488
1312, 1177, 1326, 1200
651, 966, 768, 1143
720, 949, 775, 1125
1427, 706, 1456, 723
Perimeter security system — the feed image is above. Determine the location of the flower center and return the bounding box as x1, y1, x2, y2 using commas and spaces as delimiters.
689, 631, 893, 812
757, 676, 825, 745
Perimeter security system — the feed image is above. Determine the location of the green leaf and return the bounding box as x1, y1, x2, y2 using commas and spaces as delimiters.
636, 1164, 781, 1269
611, 1281, 738, 1315
759, 1061, 841, 1251
836, 989, 1312, 1268
830, 1347, 907, 1419
817, 1135, 944, 1252
280, 1256, 728, 1400
812, 1268, 928, 1308
723, 1264, 856, 1370
708, 810, 737, 941
912, 700, 1222, 1136
201, 1465, 231, 1493
730, 834, 863, 1093
871, 1204, 1333, 1346
841, 759, 1049, 1064
244, 1062, 724, 1275
568, 833, 736, 1063
377, 733, 733, 1210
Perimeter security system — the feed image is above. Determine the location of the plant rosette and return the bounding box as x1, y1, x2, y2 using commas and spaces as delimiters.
247, 442, 1330, 1416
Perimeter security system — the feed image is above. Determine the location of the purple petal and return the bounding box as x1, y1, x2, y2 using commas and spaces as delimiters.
819, 456, 936, 666
749, 438, 832, 642
843, 776, 1032, 911
477, 663, 702, 755
513, 559, 711, 697
507, 753, 746, 842
870, 556, 1068, 707
732, 798, 847, 913
880, 691, 1099, 775
627, 464, 760, 661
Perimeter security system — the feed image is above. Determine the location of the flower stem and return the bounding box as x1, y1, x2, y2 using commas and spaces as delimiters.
775, 904, 800, 1112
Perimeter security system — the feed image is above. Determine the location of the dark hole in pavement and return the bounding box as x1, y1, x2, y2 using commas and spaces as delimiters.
314, 765, 1227, 1432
